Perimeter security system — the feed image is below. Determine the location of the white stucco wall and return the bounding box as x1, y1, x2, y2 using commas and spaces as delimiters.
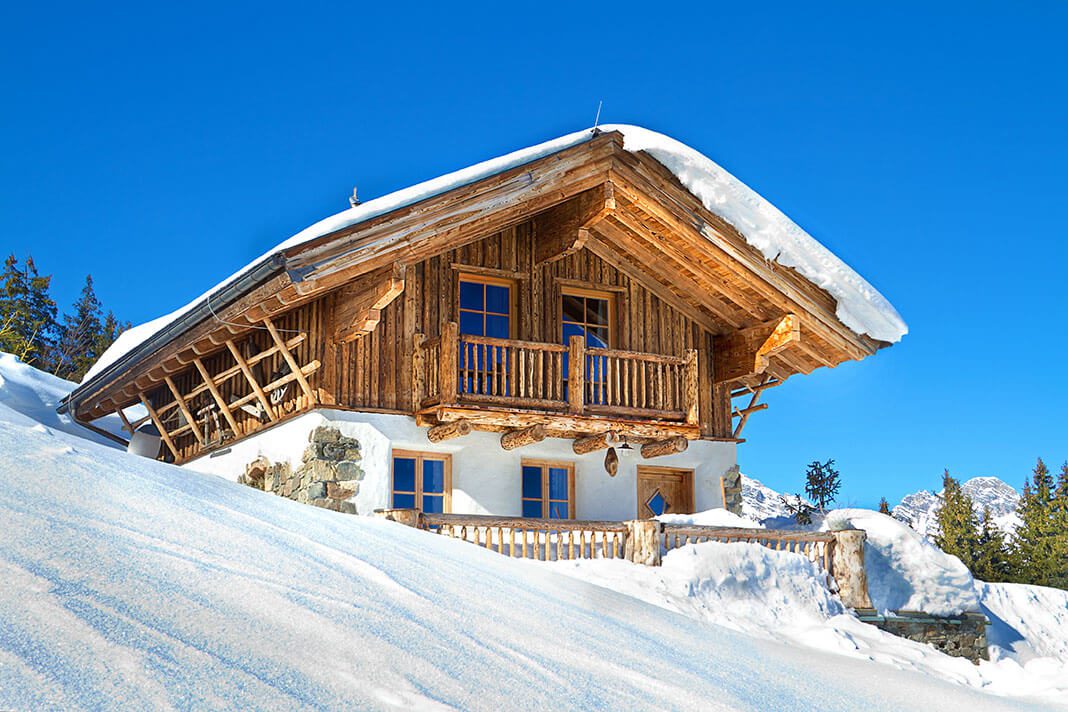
184, 410, 735, 519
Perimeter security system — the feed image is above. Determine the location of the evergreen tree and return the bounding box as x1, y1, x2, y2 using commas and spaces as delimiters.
878, 497, 891, 515
53, 275, 106, 380
933, 470, 980, 570
0, 255, 57, 365
972, 506, 1013, 582
1011, 458, 1066, 588
804, 459, 841, 513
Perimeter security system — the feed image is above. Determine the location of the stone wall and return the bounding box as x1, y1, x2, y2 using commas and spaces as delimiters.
239, 426, 363, 514
860, 611, 989, 663
721, 466, 743, 516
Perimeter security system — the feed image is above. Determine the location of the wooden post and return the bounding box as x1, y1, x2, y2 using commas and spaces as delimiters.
412, 333, 426, 412
440, 321, 459, 404
226, 340, 278, 422
193, 357, 241, 436
139, 393, 179, 461
640, 436, 689, 459
830, 528, 874, 610
164, 375, 201, 447
572, 432, 611, 455
624, 519, 663, 566
568, 335, 584, 414
375, 508, 423, 528
427, 419, 471, 443
263, 316, 316, 406
683, 348, 699, 426
500, 423, 546, 451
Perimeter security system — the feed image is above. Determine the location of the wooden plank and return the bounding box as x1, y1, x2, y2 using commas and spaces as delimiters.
568, 335, 584, 414
193, 357, 241, 436
139, 393, 179, 460
263, 316, 316, 406
164, 376, 201, 448
226, 340, 278, 422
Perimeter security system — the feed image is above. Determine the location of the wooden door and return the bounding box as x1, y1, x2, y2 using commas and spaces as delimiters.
637, 466, 694, 519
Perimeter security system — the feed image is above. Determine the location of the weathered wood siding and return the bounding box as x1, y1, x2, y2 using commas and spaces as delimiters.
331, 220, 725, 436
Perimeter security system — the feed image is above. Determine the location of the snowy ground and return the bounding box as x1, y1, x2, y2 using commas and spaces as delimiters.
0, 355, 1063, 710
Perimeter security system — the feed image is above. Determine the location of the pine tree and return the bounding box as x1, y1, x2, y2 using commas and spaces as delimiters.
0, 255, 57, 365
972, 506, 1013, 582
1011, 458, 1064, 588
53, 275, 106, 381
933, 470, 980, 571
878, 497, 891, 515
780, 493, 813, 525
804, 459, 841, 513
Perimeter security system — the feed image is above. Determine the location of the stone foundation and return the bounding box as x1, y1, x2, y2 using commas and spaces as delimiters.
859, 610, 989, 663
239, 426, 363, 514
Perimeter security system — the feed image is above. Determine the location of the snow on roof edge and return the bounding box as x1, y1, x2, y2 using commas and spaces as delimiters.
81, 124, 906, 388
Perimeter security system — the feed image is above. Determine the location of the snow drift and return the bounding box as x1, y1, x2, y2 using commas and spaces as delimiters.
83, 124, 906, 385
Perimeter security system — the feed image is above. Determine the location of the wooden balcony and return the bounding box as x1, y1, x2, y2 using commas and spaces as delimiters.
413, 322, 701, 440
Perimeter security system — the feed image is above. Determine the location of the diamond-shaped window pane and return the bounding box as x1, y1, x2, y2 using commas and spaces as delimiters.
646, 489, 668, 516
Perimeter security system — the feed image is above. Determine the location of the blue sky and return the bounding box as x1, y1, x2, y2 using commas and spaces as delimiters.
2, 2, 1066, 505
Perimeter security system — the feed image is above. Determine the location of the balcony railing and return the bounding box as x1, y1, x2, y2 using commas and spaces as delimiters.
415, 322, 699, 424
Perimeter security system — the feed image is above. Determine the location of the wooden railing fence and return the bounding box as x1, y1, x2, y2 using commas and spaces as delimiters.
376, 509, 874, 610
414, 322, 699, 424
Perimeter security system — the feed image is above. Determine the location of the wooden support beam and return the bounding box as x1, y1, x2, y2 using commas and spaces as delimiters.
732, 375, 774, 439
427, 419, 471, 443
713, 314, 800, 383
225, 340, 278, 422
500, 423, 546, 451
572, 432, 612, 455
533, 183, 615, 266
193, 357, 241, 436
440, 321, 459, 403
640, 436, 689, 459
683, 349, 699, 426
115, 407, 134, 435
164, 376, 201, 447
139, 393, 179, 460
333, 263, 406, 343
263, 316, 316, 407
567, 335, 584, 415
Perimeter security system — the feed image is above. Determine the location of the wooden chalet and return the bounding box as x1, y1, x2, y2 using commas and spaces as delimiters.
60, 126, 902, 523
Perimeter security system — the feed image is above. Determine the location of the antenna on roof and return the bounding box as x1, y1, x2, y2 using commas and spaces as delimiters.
592, 100, 603, 135
349, 186, 360, 208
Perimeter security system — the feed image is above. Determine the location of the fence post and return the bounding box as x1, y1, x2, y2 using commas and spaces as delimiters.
440, 322, 459, 404
375, 508, 424, 529
624, 519, 663, 566
830, 528, 874, 610
568, 335, 585, 414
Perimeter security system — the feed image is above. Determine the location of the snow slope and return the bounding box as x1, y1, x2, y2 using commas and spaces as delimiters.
0, 358, 1052, 710
894, 477, 1023, 538
0, 353, 128, 447
83, 124, 906, 384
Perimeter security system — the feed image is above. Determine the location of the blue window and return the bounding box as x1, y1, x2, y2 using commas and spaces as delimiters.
392, 451, 450, 512
458, 276, 512, 338
520, 462, 573, 519
561, 290, 613, 404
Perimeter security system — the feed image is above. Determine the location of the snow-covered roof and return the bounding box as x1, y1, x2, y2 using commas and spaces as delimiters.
83, 124, 907, 385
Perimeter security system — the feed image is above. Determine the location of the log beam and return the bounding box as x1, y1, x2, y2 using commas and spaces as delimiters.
713, 314, 800, 383
164, 376, 201, 447
572, 432, 612, 455
139, 393, 179, 460
427, 419, 472, 443
263, 316, 316, 406
333, 263, 406, 343
193, 357, 242, 436
640, 436, 689, 459
225, 340, 278, 422
533, 183, 615, 266
500, 423, 546, 451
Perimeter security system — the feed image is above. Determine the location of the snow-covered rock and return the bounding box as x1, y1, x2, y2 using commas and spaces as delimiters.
657, 507, 762, 529
893, 476, 1022, 538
